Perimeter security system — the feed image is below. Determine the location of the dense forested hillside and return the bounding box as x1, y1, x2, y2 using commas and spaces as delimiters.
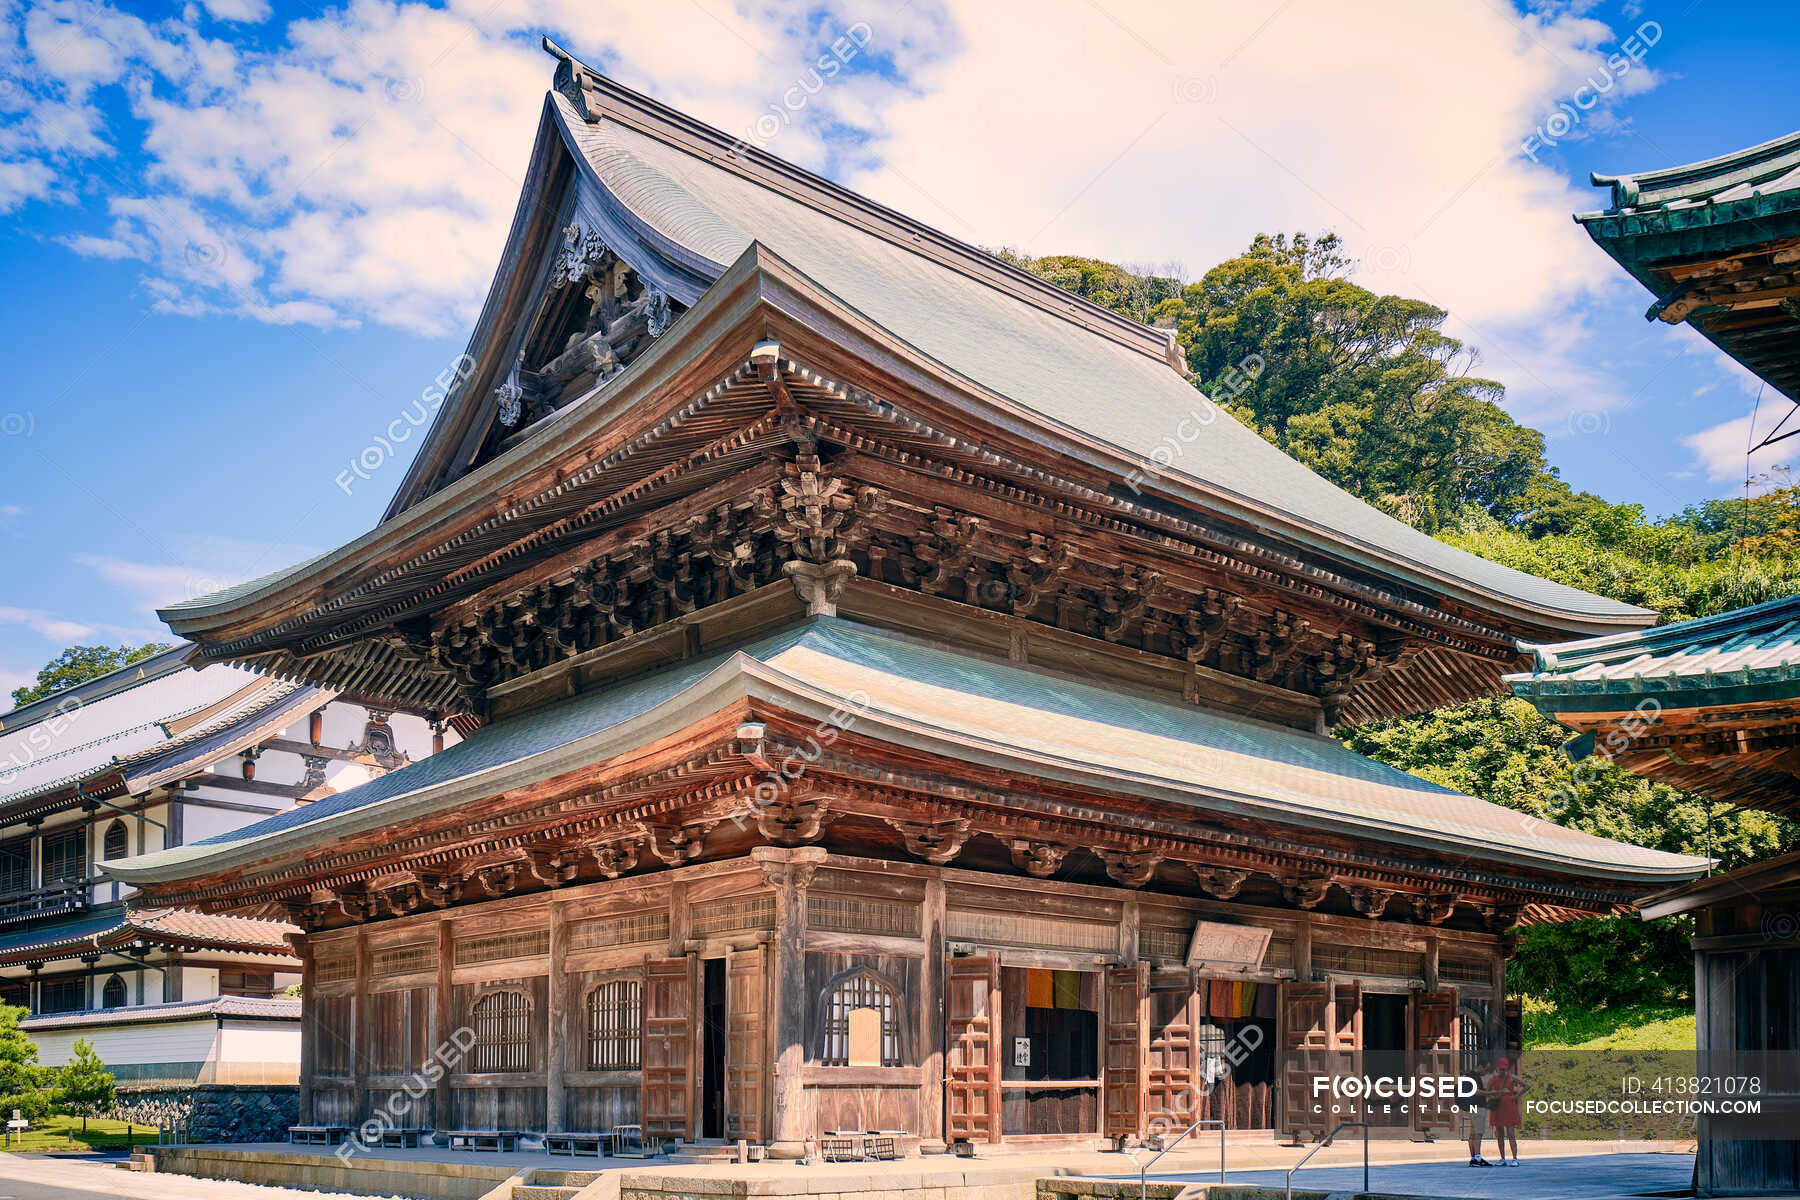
1008, 236, 1799, 1012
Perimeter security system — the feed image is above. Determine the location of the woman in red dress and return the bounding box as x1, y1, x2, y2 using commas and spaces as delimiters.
1486, 1056, 1526, 1165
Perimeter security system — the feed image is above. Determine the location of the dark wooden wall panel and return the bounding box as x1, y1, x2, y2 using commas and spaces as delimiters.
312, 996, 355, 1077
565, 1086, 639, 1130
811, 1084, 919, 1133
451, 1085, 547, 1130
1002, 1086, 1096, 1135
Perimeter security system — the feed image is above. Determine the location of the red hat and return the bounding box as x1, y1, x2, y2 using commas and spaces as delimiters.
1496, 1057, 1510, 1069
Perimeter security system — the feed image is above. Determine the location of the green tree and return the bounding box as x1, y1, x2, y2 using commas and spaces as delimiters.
1075, 233, 1556, 530
9, 643, 171, 709
0, 1004, 51, 1122
55, 1039, 115, 1130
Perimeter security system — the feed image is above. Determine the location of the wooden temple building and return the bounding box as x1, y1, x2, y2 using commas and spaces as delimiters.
1513, 138, 1800, 1195
106, 45, 1705, 1154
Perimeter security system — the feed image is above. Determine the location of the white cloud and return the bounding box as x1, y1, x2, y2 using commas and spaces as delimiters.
853, 0, 1664, 426
75, 535, 322, 615
3, 0, 926, 335
0, 605, 97, 643
2, 0, 1669, 420
197, 0, 270, 23
1682, 405, 1799, 487
0, 159, 54, 212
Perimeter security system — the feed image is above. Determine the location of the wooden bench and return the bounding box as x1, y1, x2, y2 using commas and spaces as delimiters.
544, 1131, 614, 1157
446, 1129, 523, 1152
287, 1125, 351, 1145
377, 1127, 429, 1149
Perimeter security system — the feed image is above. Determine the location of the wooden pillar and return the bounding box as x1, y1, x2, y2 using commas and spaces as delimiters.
547, 901, 568, 1133
1491, 943, 1509, 1054
755, 845, 824, 1157
919, 876, 947, 1152
435, 918, 454, 1131
1423, 933, 1439, 992
1120, 900, 1141, 965
1294, 919, 1313, 981
352, 928, 371, 1124
297, 936, 315, 1124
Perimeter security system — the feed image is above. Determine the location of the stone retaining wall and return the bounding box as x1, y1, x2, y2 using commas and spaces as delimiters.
113, 1083, 298, 1143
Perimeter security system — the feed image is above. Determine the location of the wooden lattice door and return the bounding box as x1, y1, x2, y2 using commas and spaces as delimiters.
1412, 988, 1459, 1136
1279, 982, 1329, 1140
1145, 980, 1197, 1132
1103, 964, 1148, 1142
641, 955, 694, 1141
724, 948, 768, 1143
946, 955, 1001, 1144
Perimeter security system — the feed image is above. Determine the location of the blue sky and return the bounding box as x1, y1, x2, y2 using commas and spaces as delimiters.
0, 0, 1795, 699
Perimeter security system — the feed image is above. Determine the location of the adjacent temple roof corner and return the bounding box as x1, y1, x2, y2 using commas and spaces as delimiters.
1576, 128, 1800, 407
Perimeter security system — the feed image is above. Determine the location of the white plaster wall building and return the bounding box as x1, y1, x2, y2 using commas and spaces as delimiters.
0, 645, 453, 1082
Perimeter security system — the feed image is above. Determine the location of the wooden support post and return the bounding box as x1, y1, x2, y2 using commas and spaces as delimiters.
1120, 899, 1141, 964
297, 936, 315, 1124
547, 901, 568, 1133
1423, 933, 1439, 992
352, 928, 370, 1124
919, 875, 947, 1153
1295, 918, 1313, 981
436, 918, 454, 1132
755, 845, 824, 1158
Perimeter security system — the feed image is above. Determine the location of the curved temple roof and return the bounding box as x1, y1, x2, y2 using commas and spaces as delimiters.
108, 617, 1706, 891
0, 646, 329, 823
1508, 592, 1800, 713
159, 55, 1649, 646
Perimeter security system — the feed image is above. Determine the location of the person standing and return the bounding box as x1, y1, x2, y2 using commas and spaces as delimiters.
1486, 1056, 1527, 1165
1466, 1057, 1495, 1167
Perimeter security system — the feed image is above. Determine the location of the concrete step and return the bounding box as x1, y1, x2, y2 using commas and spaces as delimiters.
512, 1188, 582, 1200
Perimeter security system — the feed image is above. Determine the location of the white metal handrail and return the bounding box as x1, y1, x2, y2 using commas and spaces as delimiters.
1137, 1117, 1225, 1200
1285, 1120, 1368, 1200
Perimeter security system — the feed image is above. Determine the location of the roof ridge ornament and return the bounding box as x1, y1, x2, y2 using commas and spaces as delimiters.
542, 37, 602, 123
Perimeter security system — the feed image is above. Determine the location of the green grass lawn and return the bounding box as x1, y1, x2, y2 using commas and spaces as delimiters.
0, 1115, 161, 1153
1523, 997, 1697, 1050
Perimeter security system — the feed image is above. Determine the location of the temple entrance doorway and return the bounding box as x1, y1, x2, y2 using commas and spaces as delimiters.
1360, 991, 1410, 1129
702, 957, 727, 1139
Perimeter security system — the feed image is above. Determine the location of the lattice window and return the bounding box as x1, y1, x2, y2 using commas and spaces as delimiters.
946, 909, 1116, 953
1440, 956, 1492, 985
102, 974, 127, 1008
40, 978, 85, 1014
690, 895, 775, 937
0, 841, 26, 895
807, 893, 919, 938
1138, 926, 1189, 962
102, 822, 128, 861
1264, 938, 1296, 971
1312, 945, 1423, 979
455, 929, 550, 966
471, 989, 533, 1072
41, 828, 83, 887
221, 970, 276, 998
568, 911, 669, 951
314, 955, 355, 985
817, 969, 902, 1067
584, 979, 642, 1070
373, 942, 437, 975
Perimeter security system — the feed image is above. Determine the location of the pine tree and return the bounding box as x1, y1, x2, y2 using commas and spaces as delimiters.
0, 1003, 50, 1122
57, 1038, 116, 1131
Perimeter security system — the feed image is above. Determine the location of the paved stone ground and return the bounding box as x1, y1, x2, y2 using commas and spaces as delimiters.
1151, 1150, 1696, 1199
0, 1153, 404, 1200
